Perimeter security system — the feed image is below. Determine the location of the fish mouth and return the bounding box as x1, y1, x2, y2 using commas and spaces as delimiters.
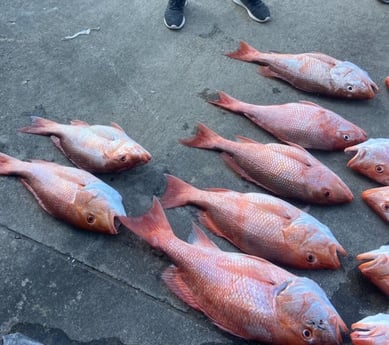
344, 145, 365, 169
108, 214, 122, 235
351, 322, 384, 344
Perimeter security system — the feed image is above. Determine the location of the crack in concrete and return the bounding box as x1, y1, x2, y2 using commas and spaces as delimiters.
0, 222, 189, 316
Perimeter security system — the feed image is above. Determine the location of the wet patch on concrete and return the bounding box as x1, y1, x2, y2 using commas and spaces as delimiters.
6, 323, 125, 345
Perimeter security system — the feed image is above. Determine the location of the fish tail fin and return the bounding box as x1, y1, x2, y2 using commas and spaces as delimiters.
160, 174, 198, 209
180, 123, 223, 150
118, 197, 175, 250
208, 91, 243, 113
0, 152, 22, 175
18, 116, 58, 135
225, 41, 261, 62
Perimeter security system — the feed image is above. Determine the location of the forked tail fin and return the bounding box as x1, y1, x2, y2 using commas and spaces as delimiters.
225, 41, 262, 62
180, 123, 224, 150
18, 116, 58, 136
160, 174, 199, 209
118, 197, 175, 250
208, 91, 244, 114
0, 152, 23, 175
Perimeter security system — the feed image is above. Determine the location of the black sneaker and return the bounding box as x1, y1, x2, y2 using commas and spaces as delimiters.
164, 0, 188, 30
380, 0, 389, 3
233, 0, 271, 23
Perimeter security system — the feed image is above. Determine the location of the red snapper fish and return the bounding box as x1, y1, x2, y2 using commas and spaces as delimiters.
345, 139, 389, 185
357, 246, 389, 295
209, 91, 367, 150
226, 41, 378, 99
160, 174, 346, 269
0, 152, 126, 234
362, 187, 389, 223
119, 197, 347, 345
180, 123, 353, 204
19, 116, 152, 173
351, 313, 389, 345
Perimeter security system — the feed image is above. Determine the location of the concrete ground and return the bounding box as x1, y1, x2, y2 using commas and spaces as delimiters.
1, 0, 389, 344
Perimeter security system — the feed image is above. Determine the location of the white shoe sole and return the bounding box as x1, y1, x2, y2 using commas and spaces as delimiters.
232, 0, 270, 23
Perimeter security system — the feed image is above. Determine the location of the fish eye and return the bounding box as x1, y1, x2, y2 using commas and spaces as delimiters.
302, 329, 312, 339
347, 85, 353, 92
343, 134, 350, 141
120, 155, 127, 162
87, 214, 96, 224
375, 165, 384, 174
383, 203, 389, 211
323, 190, 331, 198
306, 253, 315, 263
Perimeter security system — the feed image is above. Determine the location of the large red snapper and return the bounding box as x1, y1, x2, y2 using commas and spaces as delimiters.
351, 313, 389, 345
180, 123, 353, 204
19, 116, 152, 173
119, 197, 347, 345
362, 187, 389, 224
345, 139, 389, 185
160, 174, 346, 269
0, 152, 125, 234
226, 41, 378, 99
209, 91, 367, 150
357, 246, 389, 295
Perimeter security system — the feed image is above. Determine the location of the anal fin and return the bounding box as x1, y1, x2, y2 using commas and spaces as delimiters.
162, 265, 201, 311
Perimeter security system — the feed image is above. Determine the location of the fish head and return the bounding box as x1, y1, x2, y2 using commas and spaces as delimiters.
357, 246, 389, 295
283, 213, 346, 269
274, 277, 347, 345
333, 124, 367, 150
345, 140, 389, 185
351, 313, 389, 345
106, 141, 152, 172
73, 182, 126, 234
306, 166, 353, 204
331, 61, 379, 99
362, 187, 389, 223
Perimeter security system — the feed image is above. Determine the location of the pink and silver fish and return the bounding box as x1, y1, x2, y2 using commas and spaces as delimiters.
160, 174, 346, 269
226, 41, 378, 99
209, 91, 367, 150
119, 197, 347, 345
19, 116, 152, 173
180, 123, 353, 204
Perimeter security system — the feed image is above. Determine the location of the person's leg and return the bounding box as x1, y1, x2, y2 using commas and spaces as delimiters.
164, 0, 188, 30
232, 0, 270, 22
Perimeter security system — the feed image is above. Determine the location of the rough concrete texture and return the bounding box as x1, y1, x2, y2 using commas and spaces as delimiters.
0, 0, 389, 344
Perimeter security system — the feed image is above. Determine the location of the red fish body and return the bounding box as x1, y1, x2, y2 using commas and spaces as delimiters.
209, 91, 367, 150
385, 76, 389, 90
357, 246, 389, 295
180, 123, 353, 204
0, 152, 126, 234
160, 174, 346, 269
351, 313, 389, 345
19, 116, 152, 173
362, 187, 389, 223
226, 41, 378, 99
345, 139, 389, 185
119, 198, 347, 345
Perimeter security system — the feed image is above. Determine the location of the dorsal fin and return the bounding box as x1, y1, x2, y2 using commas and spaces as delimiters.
235, 135, 261, 144
110, 122, 125, 132
187, 223, 221, 251
70, 119, 90, 127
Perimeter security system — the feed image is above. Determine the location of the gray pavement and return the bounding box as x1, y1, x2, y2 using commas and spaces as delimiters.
1, 0, 389, 344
